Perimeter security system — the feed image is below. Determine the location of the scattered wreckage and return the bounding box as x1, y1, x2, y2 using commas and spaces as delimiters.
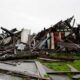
0, 16, 79, 79
32, 16, 80, 53
0, 16, 80, 60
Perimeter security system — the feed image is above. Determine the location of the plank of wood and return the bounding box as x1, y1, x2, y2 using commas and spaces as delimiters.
35, 61, 49, 79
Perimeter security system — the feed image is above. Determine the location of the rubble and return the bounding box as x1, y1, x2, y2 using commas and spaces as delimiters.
0, 16, 80, 60
0, 16, 80, 79
0, 16, 79, 60
32, 16, 80, 53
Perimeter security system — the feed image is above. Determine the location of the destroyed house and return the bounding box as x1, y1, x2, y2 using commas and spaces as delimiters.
34, 17, 73, 50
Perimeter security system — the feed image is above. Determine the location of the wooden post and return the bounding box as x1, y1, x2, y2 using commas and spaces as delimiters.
59, 32, 61, 40
47, 33, 50, 49
51, 32, 55, 49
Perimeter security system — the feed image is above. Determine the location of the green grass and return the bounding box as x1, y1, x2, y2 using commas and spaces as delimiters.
70, 60, 80, 71
48, 53, 80, 59
43, 62, 70, 71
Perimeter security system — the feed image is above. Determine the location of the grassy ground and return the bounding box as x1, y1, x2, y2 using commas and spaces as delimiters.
48, 52, 80, 59
70, 60, 80, 71
43, 62, 70, 71
42, 60, 80, 72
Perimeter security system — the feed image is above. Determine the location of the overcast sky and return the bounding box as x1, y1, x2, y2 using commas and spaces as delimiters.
0, 0, 80, 33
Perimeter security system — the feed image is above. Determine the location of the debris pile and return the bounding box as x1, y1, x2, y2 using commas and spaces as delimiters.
32, 16, 80, 53
0, 16, 79, 80
0, 16, 80, 60
0, 27, 38, 60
